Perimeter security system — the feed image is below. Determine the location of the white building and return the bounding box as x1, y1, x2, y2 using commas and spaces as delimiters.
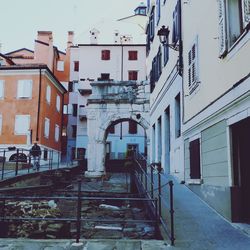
146, 0, 184, 181
182, 0, 250, 222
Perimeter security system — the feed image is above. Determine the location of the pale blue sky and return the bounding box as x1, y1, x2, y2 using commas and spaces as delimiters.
0, 0, 146, 53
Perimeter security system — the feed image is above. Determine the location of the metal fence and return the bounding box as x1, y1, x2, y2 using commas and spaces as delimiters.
133, 157, 175, 245
0, 147, 61, 180
0, 179, 159, 242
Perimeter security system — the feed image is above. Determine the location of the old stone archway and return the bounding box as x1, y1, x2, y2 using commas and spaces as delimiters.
85, 80, 150, 177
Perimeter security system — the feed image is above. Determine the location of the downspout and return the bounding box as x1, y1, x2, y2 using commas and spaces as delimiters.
61, 92, 65, 154
36, 68, 42, 141
121, 44, 124, 81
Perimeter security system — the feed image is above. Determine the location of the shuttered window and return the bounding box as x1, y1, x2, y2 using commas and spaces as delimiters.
0, 80, 4, 99
189, 139, 201, 179
56, 95, 61, 112
44, 118, 50, 138
128, 71, 138, 81
218, 0, 227, 56
156, 0, 161, 24
242, 0, 250, 27
17, 80, 32, 99
172, 1, 181, 45
128, 51, 138, 60
74, 61, 79, 72
101, 50, 110, 60
129, 121, 137, 134
188, 37, 199, 94
46, 85, 51, 104
149, 7, 155, 41
15, 115, 30, 135
55, 124, 59, 142
0, 114, 2, 134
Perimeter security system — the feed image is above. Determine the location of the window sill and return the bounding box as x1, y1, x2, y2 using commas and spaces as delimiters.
187, 179, 203, 185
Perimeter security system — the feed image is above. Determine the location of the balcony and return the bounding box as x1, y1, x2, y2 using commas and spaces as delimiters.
79, 106, 87, 120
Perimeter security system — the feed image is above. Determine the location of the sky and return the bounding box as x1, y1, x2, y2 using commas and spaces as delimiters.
0, 0, 146, 53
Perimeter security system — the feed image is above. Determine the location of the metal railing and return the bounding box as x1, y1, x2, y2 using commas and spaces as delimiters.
133, 156, 175, 245
0, 147, 62, 180
0, 179, 159, 242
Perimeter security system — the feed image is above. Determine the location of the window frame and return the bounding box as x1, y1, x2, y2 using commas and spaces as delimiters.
101, 50, 111, 60
128, 70, 138, 81
74, 61, 79, 72
0, 80, 4, 99
17, 80, 32, 99
14, 115, 30, 135
189, 138, 201, 180
128, 51, 138, 60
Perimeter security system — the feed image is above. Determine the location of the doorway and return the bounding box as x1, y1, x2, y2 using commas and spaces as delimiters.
231, 117, 250, 223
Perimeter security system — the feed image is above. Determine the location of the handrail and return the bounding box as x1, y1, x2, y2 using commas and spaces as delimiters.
133, 157, 175, 245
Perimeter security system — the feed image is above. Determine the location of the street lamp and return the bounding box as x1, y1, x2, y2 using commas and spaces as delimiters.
157, 25, 179, 51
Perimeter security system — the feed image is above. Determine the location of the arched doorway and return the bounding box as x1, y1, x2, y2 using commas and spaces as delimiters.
104, 118, 148, 172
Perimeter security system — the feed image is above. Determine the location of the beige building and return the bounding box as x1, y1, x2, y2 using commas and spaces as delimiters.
182, 0, 250, 222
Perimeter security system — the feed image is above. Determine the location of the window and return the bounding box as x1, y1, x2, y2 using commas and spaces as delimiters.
17, 80, 32, 99
172, 1, 181, 46
56, 95, 61, 112
189, 139, 201, 179
55, 124, 60, 142
175, 93, 181, 138
218, 0, 250, 56
0, 114, 2, 134
72, 104, 78, 117
74, 61, 79, 72
129, 120, 137, 134
156, 47, 162, 77
15, 115, 30, 135
156, 0, 161, 24
128, 71, 138, 81
0, 80, 4, 99
164, 39, 169, 66
188, 37, 199, 94
46, 85, 51, 104
68, 82, 73, 92
149, 7, 155, 41
57, 61, 64, 71
63, 104, 68, 114
101, 50, 110, 60
100, 73, 110, 80
44, 118, 50, 138
128, 51, 138, 60
72, 125, 77, 138
109, 124, 115, 134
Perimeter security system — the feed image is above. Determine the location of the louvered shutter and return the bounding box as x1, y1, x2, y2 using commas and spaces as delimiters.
242, 0, 250, 28
218, 0, 227, 57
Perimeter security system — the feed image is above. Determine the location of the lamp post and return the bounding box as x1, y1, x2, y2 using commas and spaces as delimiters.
157, 25, 179, 51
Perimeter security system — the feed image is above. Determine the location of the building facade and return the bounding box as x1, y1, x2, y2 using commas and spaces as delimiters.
146, 0, 184, 180
68, 30, 147, 161
182, 0, 250, 222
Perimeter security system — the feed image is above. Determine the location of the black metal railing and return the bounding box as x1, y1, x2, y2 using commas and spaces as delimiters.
0, 147, 63, 180
133, 156, 175, 245
0, 178, 159, 242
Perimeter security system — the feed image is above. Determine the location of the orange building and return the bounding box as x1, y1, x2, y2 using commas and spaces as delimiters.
0, 64, 66, 154
3, 31, 72, 160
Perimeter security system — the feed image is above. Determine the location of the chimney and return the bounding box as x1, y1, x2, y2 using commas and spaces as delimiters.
114, 30, 120, 44
90, 28, 100, 44
37, 31, 53, 44
67, 31, 74, 47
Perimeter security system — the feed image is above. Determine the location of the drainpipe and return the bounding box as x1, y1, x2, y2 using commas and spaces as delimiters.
121, 44, 124, 81
36, 68, 42, 141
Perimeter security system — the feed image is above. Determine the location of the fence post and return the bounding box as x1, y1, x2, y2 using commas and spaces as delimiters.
150, 165, 154, 198
158, 165, 162, 219
2, 150, 6, 180
76, 178, 82, 243
169, 180, 175, 246
15, 149, 19, 176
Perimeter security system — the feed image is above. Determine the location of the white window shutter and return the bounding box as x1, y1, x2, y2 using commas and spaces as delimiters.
0, 115, 2, 134
242, 0, 250, 28
0, 80, 4, 99
15, 115, 30, 134
218, 0, 227, 57
55, 124, 59, 142
46, 85, 51, 103
44, 118, 50, 138
17, 80, 32, 98
56, 95, 61, 112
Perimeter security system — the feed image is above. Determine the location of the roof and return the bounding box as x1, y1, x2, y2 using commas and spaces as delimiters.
0, 64, 67, 93
75, 44, 146, 47
0, 53, 15, 65
5, 48, 34, 55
